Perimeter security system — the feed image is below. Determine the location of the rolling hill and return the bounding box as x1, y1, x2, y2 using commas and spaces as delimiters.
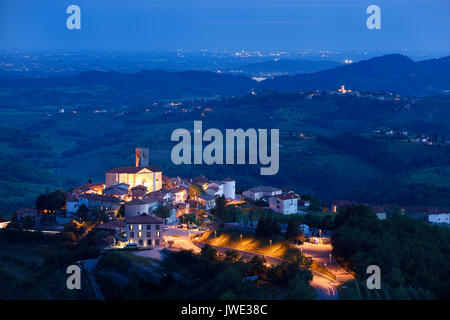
229, 59, 342, 76
260, 54, 450, 95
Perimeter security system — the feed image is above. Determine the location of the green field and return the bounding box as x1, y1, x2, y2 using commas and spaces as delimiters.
1, 93, 450, 214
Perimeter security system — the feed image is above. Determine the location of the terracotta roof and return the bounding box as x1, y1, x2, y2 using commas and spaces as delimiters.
79, 193, 121, 203
16, 208, 37, 216
199, 194, 216, 201
72, 182, 105, 191
66, 192, 78, 202
95, 219, 126, 230
171, 186, 187, 193
126, 214, 164, 224
372, 206, 386, 213
275, 193, 300, 200
125, 198, 148, 206
247, 186, 281, 193
106, 166, 162, 174
130, 185, 147, 191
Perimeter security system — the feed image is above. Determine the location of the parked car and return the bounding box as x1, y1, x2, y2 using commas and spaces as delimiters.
124, 243, 138, 249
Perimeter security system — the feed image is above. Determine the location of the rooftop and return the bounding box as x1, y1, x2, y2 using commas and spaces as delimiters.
79, 193, 121, 203
106, 166, 162, 174
126, 214, 164, 224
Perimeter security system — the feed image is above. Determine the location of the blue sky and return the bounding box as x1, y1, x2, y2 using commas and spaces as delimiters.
0, 0, 449, 51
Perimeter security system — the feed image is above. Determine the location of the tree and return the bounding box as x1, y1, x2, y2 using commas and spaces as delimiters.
201, 244, 217, 261
36, 194, 48, 213
188, 184, 202, 199
77, 204, 89, 222
213, 196, 226, 218
47, 190, 66, 213
98, 211, 110, 224
285, 220, 301, 239
22, 216, 35, 229
118, 205, 125, 218
154, 205, 171, 219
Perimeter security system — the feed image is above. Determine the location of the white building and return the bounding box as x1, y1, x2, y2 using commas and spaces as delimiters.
222, 177, 235, 200
428, 213, 450, 224
171, 186, 188, 203
66, 192, 79, 214
125, 214, 165, 248
124, 198, 160, 219
243, 186, 282, 201
269, 192, 300, 215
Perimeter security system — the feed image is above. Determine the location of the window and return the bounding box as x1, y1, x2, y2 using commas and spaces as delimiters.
155, 239, 160, 245
146, 225, 151, 230
147, 232, 151, 238
147, 240, 152, 246
156, 225, 160, 230
157, 232, 160, 238
139, 239, 143, 245
129, 225, 133, 231
130, 232, 134, 238
138, 232, 142, 238
139, 224, 143, 231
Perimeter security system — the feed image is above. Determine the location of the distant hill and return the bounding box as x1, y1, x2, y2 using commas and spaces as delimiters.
260, 54, 450, 96
1, 54, 450, 107
230, 59, 342, 76
0, 70, 256, 106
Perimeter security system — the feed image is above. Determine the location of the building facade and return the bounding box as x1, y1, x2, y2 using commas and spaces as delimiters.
269, 192, 300, 214
125, 215, 165, 248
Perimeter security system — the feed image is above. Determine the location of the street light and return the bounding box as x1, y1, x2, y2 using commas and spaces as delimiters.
240, 234, 243, 242
269, 239, 272, 247
329, 253, 332, 264
214, 230, 217, 238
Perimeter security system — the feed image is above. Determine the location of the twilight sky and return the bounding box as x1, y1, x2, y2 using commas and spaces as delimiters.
0, 0, 449, 51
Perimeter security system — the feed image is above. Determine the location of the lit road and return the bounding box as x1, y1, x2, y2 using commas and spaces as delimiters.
296, 242, 354, 284
193, 241, 339, 300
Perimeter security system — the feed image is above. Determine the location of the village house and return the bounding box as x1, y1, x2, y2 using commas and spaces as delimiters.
205, 185, 222, 198
198, 194, 216, 211
16, 208, 38, 221
171, 186, 188, 203
125, 214, 165, 248
103, 183, 129, 200
372, 206, 387, 220
269, 192, 300, 215
71, 182, 105, 195
124, 197, 160, 219
66, 192, 79, 214
243, 186, 282, 201
428, 212, 450, 224
128, 185, 148, 199
78, 193, 121, 213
